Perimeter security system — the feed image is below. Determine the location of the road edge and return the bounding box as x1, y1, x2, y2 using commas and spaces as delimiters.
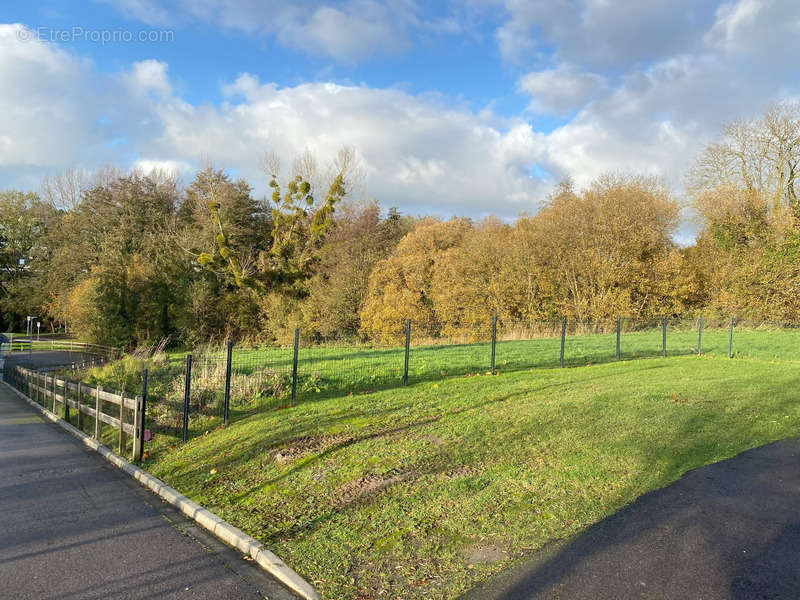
1, 380, 321, 600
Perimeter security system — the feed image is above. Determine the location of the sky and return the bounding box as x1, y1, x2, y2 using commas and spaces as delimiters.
2, 0, 800, 230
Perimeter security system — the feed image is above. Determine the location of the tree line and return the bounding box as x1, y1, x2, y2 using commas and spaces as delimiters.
1, 106, 798, 347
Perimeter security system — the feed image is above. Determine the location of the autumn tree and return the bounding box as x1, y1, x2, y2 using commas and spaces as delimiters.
429, 218, 515, 339
688, 105, 800, 322
360, 218, 473, 342
300, 202, 412, 340
525, 175, 688, 322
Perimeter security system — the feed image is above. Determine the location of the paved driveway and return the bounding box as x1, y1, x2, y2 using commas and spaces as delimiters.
0, 384, 299, 600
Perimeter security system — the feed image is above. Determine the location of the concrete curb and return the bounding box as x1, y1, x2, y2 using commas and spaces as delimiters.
2, 380, 321, 600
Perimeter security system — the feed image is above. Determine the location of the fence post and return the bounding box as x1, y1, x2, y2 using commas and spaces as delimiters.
291, 329, 299, 407
403, 320, 411, 386
64, 379, 70, 423
94, 385, 101, 441
697, 317, 703, 355
490, 316, 498, 374
132, 394, 140, 462
138, 368, 148, 461
52, 375, 57, 413
76, 381, 83, 431
182, 354, 192, 442
224, 341, 233, 426
118, 384, 125, 454
728, 316, 734, 359
560, 317, 567, 368
662, 317, 667, 357
616, 315, 621, 360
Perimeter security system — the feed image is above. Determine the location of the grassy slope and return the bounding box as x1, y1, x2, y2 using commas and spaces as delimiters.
164, 327, 800, 400
144, 350, 799, 600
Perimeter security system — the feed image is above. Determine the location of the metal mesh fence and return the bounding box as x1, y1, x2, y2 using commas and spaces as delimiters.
7, 316, 797, 451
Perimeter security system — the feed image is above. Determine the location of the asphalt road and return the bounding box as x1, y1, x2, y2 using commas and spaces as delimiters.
3, 350, 97, 371
465, 438, 800, 600
0, 382, 300, 600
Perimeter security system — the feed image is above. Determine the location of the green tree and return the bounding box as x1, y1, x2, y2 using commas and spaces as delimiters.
0, 190, 58, 330
45, 173, 180, 345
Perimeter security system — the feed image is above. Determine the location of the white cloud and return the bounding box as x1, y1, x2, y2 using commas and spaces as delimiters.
519, 66, 607, 115
5, 0, 800, 224
705, 0, 800, 64
0, 28, 548, 217
100, 0, 424, 63
477, 0, 800, 198
132, 158, 193, 176
0, 24, 105, 168
123, 59, 172, 98
536, 53, 762, 191
489, 0, 716, 67
146, 75, 549, 215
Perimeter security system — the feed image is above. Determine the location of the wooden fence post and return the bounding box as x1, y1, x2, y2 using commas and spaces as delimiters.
64, 379, 70, 423
138, 369, 148, 462
118, 385, 126, 454
76, 382, 83, 431
132, 394, 141, 461
94, 385, 101, 440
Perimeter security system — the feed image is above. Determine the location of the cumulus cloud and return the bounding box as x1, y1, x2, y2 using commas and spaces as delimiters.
490, 0, 717, 67
5, 0, 800, 222
519, 66, 607, 115
498, 0, 800, 195
147, 75, 548, 215
123, 59, 172, 98
705, 0, 800, 65
0, 24, 106, 169
100, 0, 425, 63
0, 25, 548, 217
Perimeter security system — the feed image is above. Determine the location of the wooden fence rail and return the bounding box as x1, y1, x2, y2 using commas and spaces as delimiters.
3, 339, 121, 358
10, 365, 143, 461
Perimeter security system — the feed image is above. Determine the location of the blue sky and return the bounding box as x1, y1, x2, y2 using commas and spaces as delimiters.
2, 0, 799, 230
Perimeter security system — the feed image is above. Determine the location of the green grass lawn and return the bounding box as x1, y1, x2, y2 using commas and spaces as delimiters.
141, 349, 800, 600
163, 325, 800, 403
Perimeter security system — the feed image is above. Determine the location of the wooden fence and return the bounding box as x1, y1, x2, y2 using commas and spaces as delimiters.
8, 365, 144, 461
4, 339, 120, 358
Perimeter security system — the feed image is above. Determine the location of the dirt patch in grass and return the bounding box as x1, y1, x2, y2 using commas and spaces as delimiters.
272, 433, 353, 463
444, 465, 479, 479
461, 544, 508, 565
334, 471, 414, 508
422, 433, 445, 446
